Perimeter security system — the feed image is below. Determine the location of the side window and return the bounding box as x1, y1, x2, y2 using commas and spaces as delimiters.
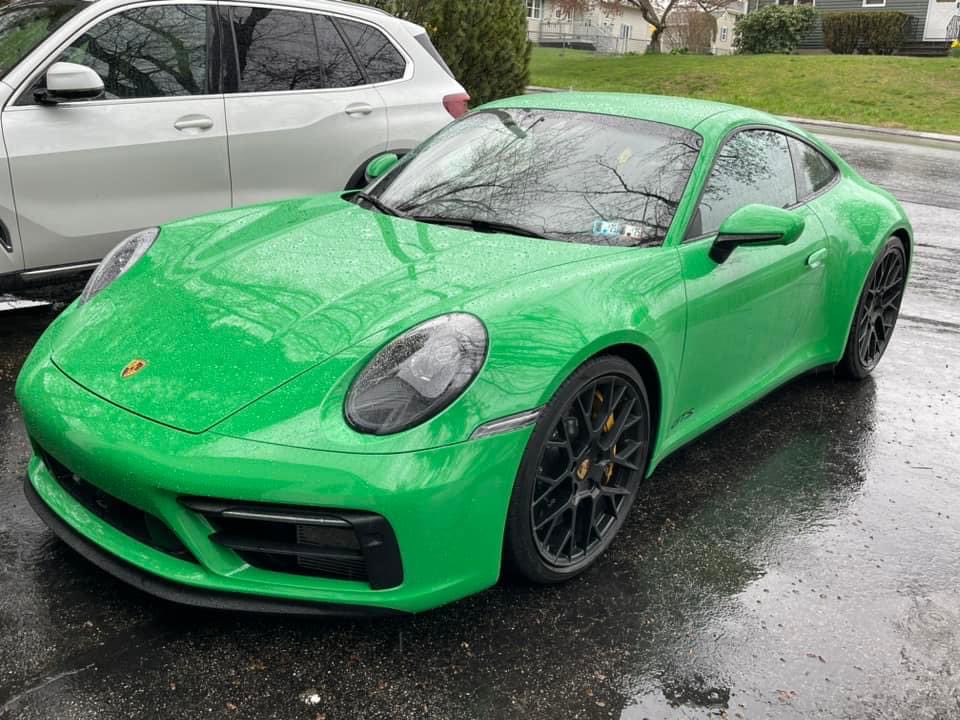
690, 129, 797, 238
315, 15, 364, 88
788, 137, 837, 200
230, 7, 324, 92
336, 18, 406, 84
50, 5, 210, 101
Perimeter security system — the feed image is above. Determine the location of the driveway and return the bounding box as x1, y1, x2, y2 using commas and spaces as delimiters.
1, 132, 958, 720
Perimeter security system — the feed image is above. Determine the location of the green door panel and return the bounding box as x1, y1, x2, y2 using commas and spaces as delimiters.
668, 204, 829, 453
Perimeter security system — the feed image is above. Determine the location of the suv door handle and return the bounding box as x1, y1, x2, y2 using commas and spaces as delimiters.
807, 248, 828, 269
174, 115, 214, 132
345, 103, 373, 117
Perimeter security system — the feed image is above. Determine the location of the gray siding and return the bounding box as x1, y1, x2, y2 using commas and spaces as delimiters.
754, 0, 930, 47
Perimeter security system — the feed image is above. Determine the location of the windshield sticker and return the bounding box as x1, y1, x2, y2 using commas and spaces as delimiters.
593, 220, 643, 240
592, 220, 622, 238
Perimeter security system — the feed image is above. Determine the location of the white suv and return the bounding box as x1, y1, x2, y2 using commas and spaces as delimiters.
0, 0, 467, 296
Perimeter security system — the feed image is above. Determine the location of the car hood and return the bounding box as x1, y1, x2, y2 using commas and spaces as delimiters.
52, 194, 603, 434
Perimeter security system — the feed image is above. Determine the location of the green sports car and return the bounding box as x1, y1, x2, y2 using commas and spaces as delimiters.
17, 93, 911, 615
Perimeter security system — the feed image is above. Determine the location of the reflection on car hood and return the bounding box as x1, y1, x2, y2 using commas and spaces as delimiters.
51, 194, 604, 433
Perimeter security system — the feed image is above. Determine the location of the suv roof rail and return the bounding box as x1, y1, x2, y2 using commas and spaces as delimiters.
326, 0, 393, 16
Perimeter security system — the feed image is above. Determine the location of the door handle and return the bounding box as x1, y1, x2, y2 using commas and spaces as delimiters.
807, 248, 828, 269
345, 103, 373, 117
174, 115, 214, 132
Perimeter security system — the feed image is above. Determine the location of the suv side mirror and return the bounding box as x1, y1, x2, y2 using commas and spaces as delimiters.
710, 204, 805, 263
365, 153, 399, 181
36, 62, 105, 105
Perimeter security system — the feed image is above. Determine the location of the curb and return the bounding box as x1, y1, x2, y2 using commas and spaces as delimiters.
782, 116, 960, 149
524, 86, 960, 149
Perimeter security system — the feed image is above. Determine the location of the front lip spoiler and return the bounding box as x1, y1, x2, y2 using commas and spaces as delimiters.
23, 477, 408, 618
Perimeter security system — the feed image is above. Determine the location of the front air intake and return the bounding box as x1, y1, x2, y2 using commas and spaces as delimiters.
179, 497, 403, 589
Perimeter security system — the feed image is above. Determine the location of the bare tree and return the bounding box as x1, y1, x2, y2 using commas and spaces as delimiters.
553, 0, 739, 54
663, 9, 718, 53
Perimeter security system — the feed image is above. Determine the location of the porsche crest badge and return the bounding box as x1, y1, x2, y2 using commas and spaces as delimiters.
121, 359, 148, 379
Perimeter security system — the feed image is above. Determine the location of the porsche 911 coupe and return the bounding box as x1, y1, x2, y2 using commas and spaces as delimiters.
16, 93, 911, 615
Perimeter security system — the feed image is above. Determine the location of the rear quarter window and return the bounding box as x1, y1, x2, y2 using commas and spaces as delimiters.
336, 18, 405, 84
789, 137, 838, 200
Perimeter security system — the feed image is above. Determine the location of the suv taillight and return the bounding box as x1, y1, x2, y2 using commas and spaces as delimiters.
443, 93, 470, 119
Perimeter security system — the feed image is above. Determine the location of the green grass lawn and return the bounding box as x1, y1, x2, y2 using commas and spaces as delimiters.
529, 47, 960, 135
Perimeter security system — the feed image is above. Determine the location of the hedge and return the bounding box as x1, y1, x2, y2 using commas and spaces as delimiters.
359, 0, 530, 105
734, 5, 818, 54
821, 11, 911, 55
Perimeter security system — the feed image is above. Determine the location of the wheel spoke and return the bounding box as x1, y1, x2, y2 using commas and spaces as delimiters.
534, 500, 571, 531
533, 472, 570, 507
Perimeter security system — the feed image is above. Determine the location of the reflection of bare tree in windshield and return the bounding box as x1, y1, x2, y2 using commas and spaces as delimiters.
371, 109, 701, 248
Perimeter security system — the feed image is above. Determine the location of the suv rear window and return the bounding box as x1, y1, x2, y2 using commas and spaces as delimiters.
336, 18, 405, 84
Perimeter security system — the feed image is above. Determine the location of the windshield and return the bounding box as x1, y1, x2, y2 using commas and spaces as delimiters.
0, 0, 84, 78
368, 108, 702, 247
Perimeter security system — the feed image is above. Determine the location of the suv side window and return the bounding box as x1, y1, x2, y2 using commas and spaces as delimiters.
44, 4, 211, 101
689, 129, 797, 238
227, 7, 364, 92
788, 137, 837, 200
230, 6, 323, 92
336, 17, 406, 84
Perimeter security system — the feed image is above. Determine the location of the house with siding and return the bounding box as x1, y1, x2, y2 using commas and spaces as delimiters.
752, 0, 959, 54
526, 0, 654, 53
526, 0, 748, 54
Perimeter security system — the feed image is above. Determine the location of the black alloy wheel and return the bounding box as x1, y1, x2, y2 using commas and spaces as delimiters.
838, 236, 907, 379
504, 356, 651, 583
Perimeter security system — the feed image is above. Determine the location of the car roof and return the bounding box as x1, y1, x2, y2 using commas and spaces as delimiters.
71, 0, 398, 22
481, 92, 770, 133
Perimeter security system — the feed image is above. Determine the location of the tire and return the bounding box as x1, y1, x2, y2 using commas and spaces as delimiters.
836, 236, 907, 380
504, 356, 651, 584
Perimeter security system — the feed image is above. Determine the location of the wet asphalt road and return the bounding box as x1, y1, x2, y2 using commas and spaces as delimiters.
1, 133, 959, 720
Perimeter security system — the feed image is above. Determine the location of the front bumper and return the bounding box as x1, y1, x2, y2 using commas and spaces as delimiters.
19, 357, 530, 614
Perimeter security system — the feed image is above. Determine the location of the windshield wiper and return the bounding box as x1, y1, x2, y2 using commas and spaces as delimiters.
409, 215, 547, 239
353, 191, 405, 218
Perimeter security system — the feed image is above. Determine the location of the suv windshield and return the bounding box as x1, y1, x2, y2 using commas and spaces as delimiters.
367, 108, 702, 247
0, 0, 84, 78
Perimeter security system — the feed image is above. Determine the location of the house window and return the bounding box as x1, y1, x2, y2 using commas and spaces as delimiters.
720, 26, 728, 41
526, 0, 543, 19
862, 0, 885, 6
554, 7, 566, 20
620, 23, 632, 39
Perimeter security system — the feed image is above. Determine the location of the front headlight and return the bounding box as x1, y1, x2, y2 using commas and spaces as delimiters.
80, 227, 159, 304
346, 313, 488, 435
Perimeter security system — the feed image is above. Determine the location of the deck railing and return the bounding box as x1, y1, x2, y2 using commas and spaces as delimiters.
947, 15, 960, 41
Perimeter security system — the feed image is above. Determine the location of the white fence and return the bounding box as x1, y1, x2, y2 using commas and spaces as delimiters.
528, 21, 650, 54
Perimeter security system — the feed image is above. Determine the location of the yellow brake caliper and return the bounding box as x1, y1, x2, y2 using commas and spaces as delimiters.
593, 390, 616, 484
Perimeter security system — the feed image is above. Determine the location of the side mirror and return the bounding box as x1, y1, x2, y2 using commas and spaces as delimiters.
365, 153, 399, 181
35, 62, 104, 105
710, 204, 805, 263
